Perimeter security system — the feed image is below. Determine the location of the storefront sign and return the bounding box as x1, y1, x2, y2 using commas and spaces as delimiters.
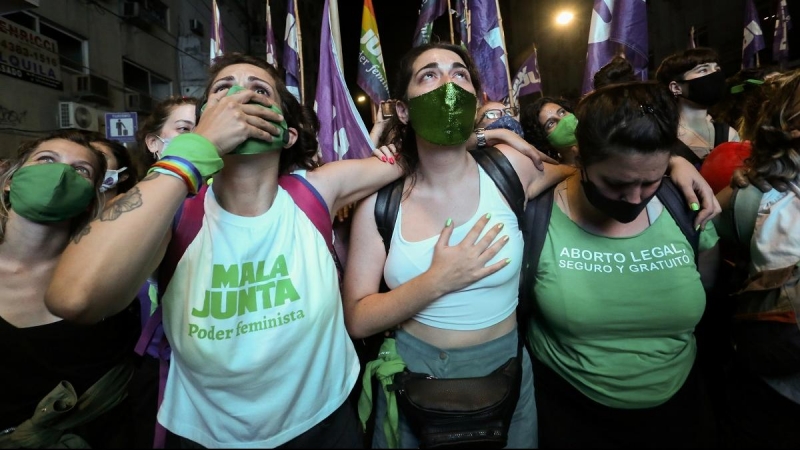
0, 17, 63, 90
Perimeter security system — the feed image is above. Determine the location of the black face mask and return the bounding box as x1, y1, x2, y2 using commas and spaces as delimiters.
580, 171, 658, 223
681, 70, 726, 107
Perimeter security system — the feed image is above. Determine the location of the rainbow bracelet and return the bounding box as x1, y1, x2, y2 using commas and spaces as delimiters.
148, 155, 203, 195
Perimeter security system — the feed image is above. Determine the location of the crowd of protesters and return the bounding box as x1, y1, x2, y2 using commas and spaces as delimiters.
1, 38, 798, 450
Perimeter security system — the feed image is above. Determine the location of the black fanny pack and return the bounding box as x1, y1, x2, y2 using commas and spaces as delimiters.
389, 336, 523, 449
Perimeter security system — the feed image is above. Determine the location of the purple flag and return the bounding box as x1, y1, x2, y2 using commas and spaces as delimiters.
742, 0, 766, 68
773, 0, 792, 67
283, 0, 302, 102
469, 0, 511, 102
413, 0, 447, 47
582, 0, 648, 94
511, 45, 542, 104
315, 0, 373, 162
265, 1, 277, 68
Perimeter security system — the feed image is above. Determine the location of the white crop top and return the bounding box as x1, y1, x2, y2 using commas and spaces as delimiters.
383, 165, 523, 330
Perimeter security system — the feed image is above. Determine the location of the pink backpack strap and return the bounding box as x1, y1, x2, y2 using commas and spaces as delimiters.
158, 184, 209, 295
136, 184, 207, 449
278, 174, 334, 254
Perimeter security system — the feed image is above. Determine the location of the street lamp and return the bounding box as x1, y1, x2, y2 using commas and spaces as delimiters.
356, 95, 367, 104
555, 11, 574, 26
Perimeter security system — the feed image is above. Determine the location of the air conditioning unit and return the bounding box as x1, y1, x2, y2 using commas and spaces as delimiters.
74, 74, 110, 103
125, 92, 154, 113
58, 102, 99, 131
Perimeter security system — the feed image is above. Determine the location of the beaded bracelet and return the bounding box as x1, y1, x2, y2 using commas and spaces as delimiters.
148, 155, 203, 195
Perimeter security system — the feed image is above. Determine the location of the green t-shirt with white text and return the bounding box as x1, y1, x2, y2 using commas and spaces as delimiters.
528, 201, 718, 409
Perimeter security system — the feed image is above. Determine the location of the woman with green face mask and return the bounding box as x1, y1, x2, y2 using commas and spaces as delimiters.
0, 130, 142, 448
521, 96, 579, 165
342, 43, 720, 449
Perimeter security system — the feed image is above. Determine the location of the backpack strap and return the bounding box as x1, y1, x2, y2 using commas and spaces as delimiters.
713, 121, 731, 148
656, 177, 700, 263
374, 147, 525, 256
278, 174, 334, 254
157, 184, 209, 297
374, 178, 405, 256
469, 147, 525, 223
730, 185, 763, 250
518, 185, 555, 330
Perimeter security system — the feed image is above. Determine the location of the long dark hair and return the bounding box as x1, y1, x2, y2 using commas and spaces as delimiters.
205, 52, 320, 175
379, 42, 482, 178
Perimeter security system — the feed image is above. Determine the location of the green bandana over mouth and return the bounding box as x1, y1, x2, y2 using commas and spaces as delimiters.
10, 163, 95, 223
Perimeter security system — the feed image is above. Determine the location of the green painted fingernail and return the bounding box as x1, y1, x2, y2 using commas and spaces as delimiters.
505, 258, 512, 264
485, 213, 492, 219
690, 202, 700, 211
446, 218, 452, 227
695, 224, 701, 231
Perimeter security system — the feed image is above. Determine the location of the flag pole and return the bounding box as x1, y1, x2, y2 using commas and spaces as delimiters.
330, 0, 344, 70
494, 0, 513, 105
466, 1, 471, 44
266, 0, 271, 60
447, 0, 455, 44
293, 0, 305, 103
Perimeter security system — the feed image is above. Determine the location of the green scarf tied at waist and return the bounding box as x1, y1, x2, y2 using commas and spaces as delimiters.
358, 337, 406, 449
0, 362, 134, 449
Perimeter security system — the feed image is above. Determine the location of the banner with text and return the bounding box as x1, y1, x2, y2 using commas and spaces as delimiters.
0, 17, 63, 90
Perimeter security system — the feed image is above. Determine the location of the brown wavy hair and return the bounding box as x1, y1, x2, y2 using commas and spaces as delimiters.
749, 69, 800, 185
136, 96, 198, 153
205, 52, 320, 175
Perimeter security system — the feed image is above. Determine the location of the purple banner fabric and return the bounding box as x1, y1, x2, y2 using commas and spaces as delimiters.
266, 2, 277, 68
742, 0, 766, 69
582, 0, 648, 94
773, 0, 792, 67
511, 46, 542, 104
315, 0, 374, 162
469, 0, 510, 102
413, 0, 447, 47
283, 0, 302, 102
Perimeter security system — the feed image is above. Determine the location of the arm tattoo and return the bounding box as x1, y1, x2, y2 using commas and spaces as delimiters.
70, 172, 161, 242
72, 224, 91, 244
100, 186, 143, 221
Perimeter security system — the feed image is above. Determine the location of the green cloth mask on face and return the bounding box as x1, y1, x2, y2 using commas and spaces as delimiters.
546, 113, 578, 148
407, 82, 477, 146
9, 163, 95, 223
201, 85, 289, 155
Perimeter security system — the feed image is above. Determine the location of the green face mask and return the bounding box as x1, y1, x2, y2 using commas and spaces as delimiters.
546, 113, 578, 148
407, 82, 477, 146
9, 163, 95, 223
201, 85, 289, 155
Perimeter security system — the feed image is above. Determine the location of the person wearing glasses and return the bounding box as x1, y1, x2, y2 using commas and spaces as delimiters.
475, 101, 524, 138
